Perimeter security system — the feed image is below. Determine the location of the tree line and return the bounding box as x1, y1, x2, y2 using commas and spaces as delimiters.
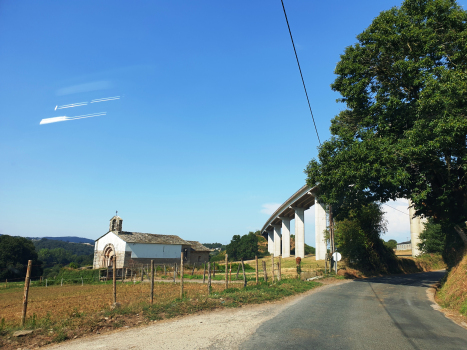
0, 236, 94, 281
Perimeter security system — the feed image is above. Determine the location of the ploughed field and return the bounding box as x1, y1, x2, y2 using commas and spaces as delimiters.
0, 281, 224, 326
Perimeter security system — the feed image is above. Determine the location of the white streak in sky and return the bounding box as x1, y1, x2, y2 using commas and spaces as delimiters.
56, 102, 88, 110
40, 112, 106, 125
91, 96, 120, 103
56, 81, 111, 96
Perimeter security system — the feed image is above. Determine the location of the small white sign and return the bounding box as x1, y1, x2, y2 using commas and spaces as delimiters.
332, 252, 342, 262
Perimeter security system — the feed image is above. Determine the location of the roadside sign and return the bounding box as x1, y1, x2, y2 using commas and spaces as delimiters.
332, 252, 342, 262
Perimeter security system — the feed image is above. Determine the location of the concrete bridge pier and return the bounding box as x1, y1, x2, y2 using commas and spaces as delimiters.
267, 230, 274, 254
315, 199, 327, 261
294, 207, 305, 259
408, 199, 427, 257
272, 224, 282, 257
280, 217, 291, 258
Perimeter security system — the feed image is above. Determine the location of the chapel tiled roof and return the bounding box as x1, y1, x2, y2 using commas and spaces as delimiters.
186, 240, 211, 252
116, 231, 189, 245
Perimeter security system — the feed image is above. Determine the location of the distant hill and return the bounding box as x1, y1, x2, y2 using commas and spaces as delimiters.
0, 234, 94, 244
33, 238, 94, 256
29, 236, 94, 244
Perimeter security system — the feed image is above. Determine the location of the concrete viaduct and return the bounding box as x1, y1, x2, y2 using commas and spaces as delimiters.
261, 184, 425, 260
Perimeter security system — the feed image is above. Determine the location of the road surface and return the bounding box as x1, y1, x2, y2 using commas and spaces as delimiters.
241, 271, 467, 350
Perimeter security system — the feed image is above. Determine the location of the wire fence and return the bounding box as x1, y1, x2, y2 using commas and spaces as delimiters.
0, 256, 285, 327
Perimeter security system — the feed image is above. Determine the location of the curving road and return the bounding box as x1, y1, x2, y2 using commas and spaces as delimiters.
240, 271, 467, 350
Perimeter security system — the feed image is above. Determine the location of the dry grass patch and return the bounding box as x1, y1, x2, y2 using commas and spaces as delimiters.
437, 253, 467, 316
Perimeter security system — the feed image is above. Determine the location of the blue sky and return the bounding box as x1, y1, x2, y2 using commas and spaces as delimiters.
1, 0, 464, 245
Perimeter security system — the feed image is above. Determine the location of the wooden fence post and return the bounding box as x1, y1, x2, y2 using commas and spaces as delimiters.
150, 260, 154, 304
255, 256, 259, 285
241, 258, 246, 288
207, 262, 211, 295
192, 266, 195, 276
164, 265, 166, 276
173, 264, 176, 283
203, 263, 206, 283
113, 256, 117, 304
271, 255, 275, 283
279, 257, 282, 281
229, 262, 232, 283
262, 260, 267, 282
21, 260, 32, 327
277, 262, 280, 281
225, 254, 228, 290
180, 253, 184, 299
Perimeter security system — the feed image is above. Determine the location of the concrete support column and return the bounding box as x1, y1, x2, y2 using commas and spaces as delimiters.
408, 199, 426, 257
315, 199, 327, 261
294, 207, 305, 259
267, 230, 274, 254
279, 217, 291, 258
272, 224, 282, 257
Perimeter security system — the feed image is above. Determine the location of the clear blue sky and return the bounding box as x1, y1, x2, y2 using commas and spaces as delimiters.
1, 0, 465, 245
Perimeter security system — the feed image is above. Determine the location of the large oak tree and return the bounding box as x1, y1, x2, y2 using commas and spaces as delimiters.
306, 0, 467, 261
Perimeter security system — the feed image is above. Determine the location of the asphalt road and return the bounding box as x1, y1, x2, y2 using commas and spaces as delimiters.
240, 271, 467, 350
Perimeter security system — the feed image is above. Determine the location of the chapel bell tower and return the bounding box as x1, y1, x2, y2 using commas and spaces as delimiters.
109, 212, 123, 232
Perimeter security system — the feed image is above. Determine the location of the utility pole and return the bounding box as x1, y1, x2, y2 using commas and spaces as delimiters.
329, 205, 335, 272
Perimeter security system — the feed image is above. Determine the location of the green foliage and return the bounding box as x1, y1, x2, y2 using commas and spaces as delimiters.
38, 247, 93, 268
33, 238, 94, 255
384, 239, 398, 250
334, 203, 399, 273
305, 244, 316, 255
202, 242, 226, 250
418, 219, 446, 254
35, 238, 93, 269
43, 267, 100, 283
305, 0, 467, 263
290, 244, 315, 256
226, 231, 260, 261
209, 251, 226, 262
0, 235, 43, 280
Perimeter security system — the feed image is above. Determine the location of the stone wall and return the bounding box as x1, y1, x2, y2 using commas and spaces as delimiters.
188, 251, 210, 264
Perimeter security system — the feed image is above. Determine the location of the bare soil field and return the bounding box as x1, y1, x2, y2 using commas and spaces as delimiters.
0, 282, 224, 327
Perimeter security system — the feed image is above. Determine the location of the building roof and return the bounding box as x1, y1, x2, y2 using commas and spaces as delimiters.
397, 241, 411, 245
116, 231, 190, 245
186, 240, 211, 252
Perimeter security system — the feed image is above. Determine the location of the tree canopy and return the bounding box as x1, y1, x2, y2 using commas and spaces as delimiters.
334, 203, 398, 272
226, 231, 260, 261
418, 219, 446, 254
0, 235, 43, 281
306, 0, 467, 259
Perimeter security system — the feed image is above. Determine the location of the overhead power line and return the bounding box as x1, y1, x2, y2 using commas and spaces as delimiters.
280, 0, 321, 145
382, 203, 410, 216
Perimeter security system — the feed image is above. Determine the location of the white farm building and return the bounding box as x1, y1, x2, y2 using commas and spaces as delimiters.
93, 215, 210, 269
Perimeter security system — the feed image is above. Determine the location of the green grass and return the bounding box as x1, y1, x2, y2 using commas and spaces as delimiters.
143, 278, 321, 320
